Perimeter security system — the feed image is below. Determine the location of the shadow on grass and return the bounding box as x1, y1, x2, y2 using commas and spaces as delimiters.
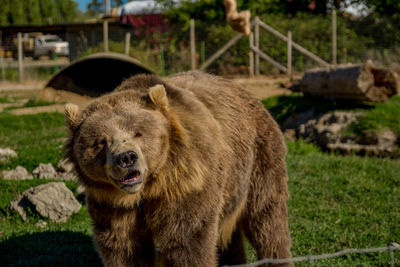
0, 231, 102, 266
262, 94, 373, 124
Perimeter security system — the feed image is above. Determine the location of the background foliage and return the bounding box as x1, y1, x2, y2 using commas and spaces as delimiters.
0, 0, 83, 25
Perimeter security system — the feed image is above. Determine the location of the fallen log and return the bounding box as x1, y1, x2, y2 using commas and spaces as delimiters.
291, 61, 399, 102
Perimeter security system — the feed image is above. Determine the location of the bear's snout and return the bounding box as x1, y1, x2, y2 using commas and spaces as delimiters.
115, 151, 138, 168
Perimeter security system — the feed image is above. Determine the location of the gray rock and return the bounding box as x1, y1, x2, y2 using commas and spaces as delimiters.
0, 148, 17, 163
2, 166, 33, 180
35, 220, 48, 228
7, 182, 81, 222
297, 111, 398, 157
33, 163, 57, 179
297, 111, 361, 147
55, 172, 77, 181
377, 129, 397, 150
7, 194, 30, 220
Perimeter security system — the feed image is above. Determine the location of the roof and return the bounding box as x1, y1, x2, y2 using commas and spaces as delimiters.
0, 21, 130, 33
117, 0, 184, 15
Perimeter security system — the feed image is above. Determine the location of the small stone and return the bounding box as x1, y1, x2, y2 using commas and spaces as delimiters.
35, 220, 48, 228
55, 172, 75, 181
0, 148, 17, 163
2, 166, 33, 180
7, 182, 81, 222
32, 163, 57, 179
377, 129, 397, 149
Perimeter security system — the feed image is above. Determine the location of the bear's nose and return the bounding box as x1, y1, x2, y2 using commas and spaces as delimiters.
116, 151, 138, 168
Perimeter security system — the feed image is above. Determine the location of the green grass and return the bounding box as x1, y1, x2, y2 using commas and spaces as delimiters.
2, 67, 56, 82
349, 95, 400, 136
285, 140, 400, 265
0, 98, 399, 266
0, 112, 66, 171
262, 93, 374, 125
0, 179, 101, 266
0, 96, 14, 104
22, 99, 58, 108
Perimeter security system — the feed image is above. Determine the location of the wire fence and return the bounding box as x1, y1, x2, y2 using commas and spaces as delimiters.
224, 243, 400, 267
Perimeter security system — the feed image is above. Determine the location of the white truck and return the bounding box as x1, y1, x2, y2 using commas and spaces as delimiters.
13, 33, 69, 60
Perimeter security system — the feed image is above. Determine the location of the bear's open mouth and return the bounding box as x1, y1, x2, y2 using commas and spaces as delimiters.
120, 170, 142, 186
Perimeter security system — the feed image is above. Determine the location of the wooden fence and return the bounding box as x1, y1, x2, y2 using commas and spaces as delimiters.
195, 11, 338, 76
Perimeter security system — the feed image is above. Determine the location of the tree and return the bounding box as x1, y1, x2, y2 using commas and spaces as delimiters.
157, 0, 337, 24
0, 0, 80, 25
54, 0, 79, 23
9, 0, 26, 25
87, 0, 103, 17
26, 0, 42, 25
39, 0, 56, 24
362, 0, 400, 15
0, 0, 9, 25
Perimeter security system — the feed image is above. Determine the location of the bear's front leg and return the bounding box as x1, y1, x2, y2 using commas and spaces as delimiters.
146, 197, 220, 267
160, 223, 218, 267
87, 197, 155, 267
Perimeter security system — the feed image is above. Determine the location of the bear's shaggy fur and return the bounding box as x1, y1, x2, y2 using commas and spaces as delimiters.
65, 71, 291, 266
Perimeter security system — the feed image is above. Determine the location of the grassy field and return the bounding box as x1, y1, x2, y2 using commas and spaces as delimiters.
0, 96, 399, 266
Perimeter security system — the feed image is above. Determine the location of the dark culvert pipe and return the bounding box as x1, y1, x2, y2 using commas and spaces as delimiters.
45, 52, 153, 97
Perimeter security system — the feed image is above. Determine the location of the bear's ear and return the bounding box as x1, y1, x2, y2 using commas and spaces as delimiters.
64, 103, 81, 131
149, 84, 169, 109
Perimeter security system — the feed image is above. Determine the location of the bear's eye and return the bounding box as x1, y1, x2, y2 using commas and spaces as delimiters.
135, 132, 142, 138
93, 139, 107, 147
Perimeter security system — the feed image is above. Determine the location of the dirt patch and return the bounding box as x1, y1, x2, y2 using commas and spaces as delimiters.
0, 81, 45, 98
1, 76, 293, 115
37, 87, 93, 108
232, 75, 292, 99
9, 104, 66, 115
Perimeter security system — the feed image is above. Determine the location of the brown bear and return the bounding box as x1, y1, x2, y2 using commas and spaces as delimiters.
65, 71, 291, 267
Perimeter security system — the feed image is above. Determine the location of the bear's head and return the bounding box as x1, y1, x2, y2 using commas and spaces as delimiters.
65, 84, 172, 194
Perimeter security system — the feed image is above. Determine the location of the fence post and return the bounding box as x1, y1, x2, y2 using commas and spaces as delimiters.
0, 50, 4, 82
103, 20, 109, 52
17, 32, 23, 83
332, 9, 337, 65
389, 245, 395, 267
249, 32, 254, 77
53, 51, 58, 73
255, 16, 260, 75
125, 32, 131, 55
287, 31, 292, 80
160, 43, 165, 77
190, 19, 196, 70
307, 255, 315, 267
0, 30, 4, 82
